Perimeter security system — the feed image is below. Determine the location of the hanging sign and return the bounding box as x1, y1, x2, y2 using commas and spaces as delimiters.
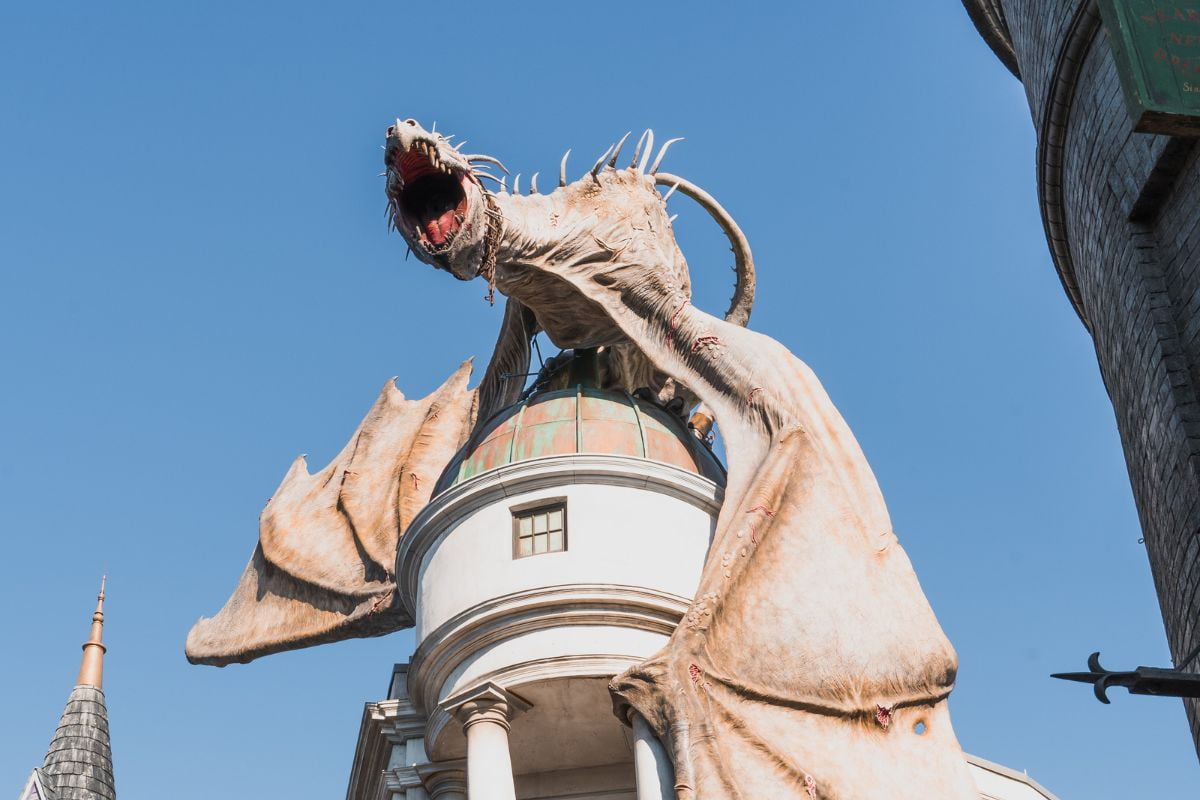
1099, 0, 1200, 134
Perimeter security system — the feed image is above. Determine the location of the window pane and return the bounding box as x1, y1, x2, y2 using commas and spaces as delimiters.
513, 503, 566, 558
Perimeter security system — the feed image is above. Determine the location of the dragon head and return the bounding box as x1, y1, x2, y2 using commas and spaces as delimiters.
384, 121, 755, 334
384, 118, 499, 281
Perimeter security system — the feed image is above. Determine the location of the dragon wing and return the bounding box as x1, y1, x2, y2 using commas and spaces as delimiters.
186, 294, 538, 667
606, 317, 977, 798
185, 361, 477, 666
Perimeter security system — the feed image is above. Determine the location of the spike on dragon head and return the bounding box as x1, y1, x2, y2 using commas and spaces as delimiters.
385, 119, 755, 344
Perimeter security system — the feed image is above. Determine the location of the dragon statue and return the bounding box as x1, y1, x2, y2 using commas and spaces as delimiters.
187, 119, 978, 799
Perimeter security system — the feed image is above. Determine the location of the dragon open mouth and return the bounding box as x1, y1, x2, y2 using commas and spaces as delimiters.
389, 142, 471, 252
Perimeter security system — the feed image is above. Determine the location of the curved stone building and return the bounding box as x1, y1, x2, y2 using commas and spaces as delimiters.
964, 0, 1200, 753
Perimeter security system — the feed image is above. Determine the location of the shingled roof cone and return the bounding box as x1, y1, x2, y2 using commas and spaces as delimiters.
36, 577, 117, 800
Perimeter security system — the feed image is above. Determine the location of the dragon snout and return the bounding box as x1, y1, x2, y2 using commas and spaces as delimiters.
386, 118, 422, 139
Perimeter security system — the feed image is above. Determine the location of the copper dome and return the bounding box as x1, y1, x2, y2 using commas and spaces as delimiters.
437, 386, 725, 491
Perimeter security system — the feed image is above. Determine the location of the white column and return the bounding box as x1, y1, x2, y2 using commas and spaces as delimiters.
440, 683, 531, 800
462, 700, 516, 800
631, 712, 675, 800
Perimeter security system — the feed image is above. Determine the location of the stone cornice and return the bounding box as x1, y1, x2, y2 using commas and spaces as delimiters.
345, 691, 427, 800
966, 753, 1061, 799
407, 583, 688, 721
383, 765, 424, 794
423, 653, 650, 758
371, 698, 427, 743
397, 453, 723, 616
345, 703, 390, 800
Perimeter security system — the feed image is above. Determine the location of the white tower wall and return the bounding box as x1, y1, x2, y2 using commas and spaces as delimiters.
396, 453, 721, 797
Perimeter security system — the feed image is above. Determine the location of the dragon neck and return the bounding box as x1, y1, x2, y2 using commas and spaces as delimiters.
489, 172, 690, 324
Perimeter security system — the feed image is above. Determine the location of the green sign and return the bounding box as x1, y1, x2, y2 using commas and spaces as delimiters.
1099, 0, 1200, 134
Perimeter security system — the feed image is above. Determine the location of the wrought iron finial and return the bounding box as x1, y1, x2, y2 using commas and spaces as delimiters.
1052, 651, 1200, 703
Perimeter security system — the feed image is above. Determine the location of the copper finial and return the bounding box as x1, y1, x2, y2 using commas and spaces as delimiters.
76, 575, 107, 688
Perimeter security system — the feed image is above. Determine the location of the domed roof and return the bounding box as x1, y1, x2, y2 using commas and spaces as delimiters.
437, 386, 725, 490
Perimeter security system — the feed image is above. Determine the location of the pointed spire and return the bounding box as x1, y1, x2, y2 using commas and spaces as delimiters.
40, 576, 116, 800
77, 576, 106, 689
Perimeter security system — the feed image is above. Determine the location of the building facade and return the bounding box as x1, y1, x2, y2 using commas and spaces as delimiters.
964, 0, 1200, 752
343, 366, 1059, 799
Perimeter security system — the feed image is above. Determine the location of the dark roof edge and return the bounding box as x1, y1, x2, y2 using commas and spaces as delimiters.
965, 753, 1061, 800
962, 0, 1022, 78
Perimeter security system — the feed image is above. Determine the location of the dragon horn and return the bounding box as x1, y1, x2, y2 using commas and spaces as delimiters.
636, 131, 654, 173
530, 173, 539, 194
512, 174, 521, 194
654, 172, 756, 327
608, 131, 632, 167
590, 143, 615, 178
662, 180, 682, 202
559, 149, 571, 187
649, 138, 684, 174
467, 154, 510, 174
629, 130, 650, 169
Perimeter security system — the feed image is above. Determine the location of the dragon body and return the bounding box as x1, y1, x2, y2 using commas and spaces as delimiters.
187, 120, 978, 799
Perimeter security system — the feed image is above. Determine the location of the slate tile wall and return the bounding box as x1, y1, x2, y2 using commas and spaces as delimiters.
998, 0, 1200, 752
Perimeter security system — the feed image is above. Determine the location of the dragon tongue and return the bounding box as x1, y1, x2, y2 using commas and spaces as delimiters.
425, 218, 445, 245
425, 209, 456, 245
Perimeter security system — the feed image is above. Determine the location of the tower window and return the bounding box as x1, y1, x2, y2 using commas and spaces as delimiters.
512, 501, 567, 558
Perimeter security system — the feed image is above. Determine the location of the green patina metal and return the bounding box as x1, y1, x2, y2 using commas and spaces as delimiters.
439, 385, 725, 490
1099, 0, 1200, 134
508, 402, 528, 464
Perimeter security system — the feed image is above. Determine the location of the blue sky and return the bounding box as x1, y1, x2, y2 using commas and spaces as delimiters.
2, 3, 1196, 798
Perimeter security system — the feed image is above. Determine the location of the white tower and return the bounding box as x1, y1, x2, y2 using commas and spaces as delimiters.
347, 352, 723, 800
